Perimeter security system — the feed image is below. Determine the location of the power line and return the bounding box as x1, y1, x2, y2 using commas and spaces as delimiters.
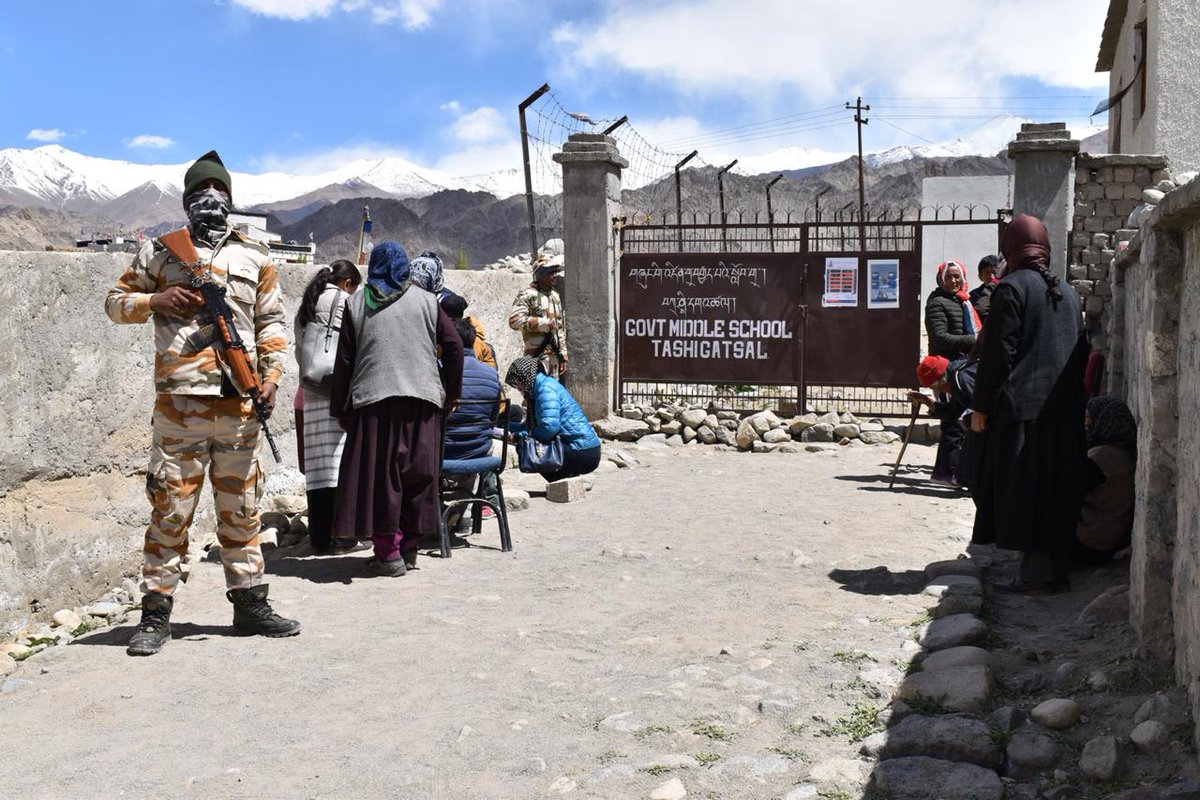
655, 105, 843, 147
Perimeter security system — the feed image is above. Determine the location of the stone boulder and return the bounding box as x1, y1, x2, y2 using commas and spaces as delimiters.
920, 646, 993, 672
749, 410, 780, 435
715, 426, 737, 447
859, 430, 901, 445
593, 416, 650, 441
923, 575, 983, 597
1079, 735, 1123, 780
1004, 728, 1064, 780
925, 560, 982, 580
801, 423, 835, 443
833, 423, 860, 440
1030, 698, 1081, 730
1130, 720, 1169, 753
735, 418, 760, 450
859, 714, 1001, 768
1076, 585, 1129, 633
919, 614, 988, 651
1133, 694, 1173, 726
789, 414, 818, 435
895, 665, 993, 712
870, 757, 1003, 800
680, 408, 707, 429
933, 592, 983, 618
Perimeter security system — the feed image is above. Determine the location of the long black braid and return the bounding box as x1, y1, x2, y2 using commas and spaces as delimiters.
296, 259, 361, 326
1035, 260, 1063, 304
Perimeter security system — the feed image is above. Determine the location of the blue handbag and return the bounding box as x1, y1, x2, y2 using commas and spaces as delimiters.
517, 435, 565, 474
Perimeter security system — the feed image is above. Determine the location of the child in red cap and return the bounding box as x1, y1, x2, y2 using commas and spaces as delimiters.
908, 355, 977, 487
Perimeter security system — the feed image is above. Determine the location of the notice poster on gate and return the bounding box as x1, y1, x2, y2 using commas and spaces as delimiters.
619, 253, 801, 384
822, 257, 859, 308
867, 258, 900, 309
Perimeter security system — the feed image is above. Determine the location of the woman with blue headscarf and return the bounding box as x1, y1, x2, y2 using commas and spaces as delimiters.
330, 241, 464, 577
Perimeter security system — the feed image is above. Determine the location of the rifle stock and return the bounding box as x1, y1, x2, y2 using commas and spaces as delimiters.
158, 228, 282, 463
158, 228, 201, 268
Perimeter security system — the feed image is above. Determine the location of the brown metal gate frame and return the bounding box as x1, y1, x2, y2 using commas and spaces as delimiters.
615, 211, 1006, 419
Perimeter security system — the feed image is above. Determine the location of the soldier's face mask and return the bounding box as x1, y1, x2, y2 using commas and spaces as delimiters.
186, 187, 231, 243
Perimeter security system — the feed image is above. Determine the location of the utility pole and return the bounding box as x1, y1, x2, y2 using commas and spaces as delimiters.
519, 83, 551, 258
717, 159, 738, 252
674, 150, 698, 251
845, 96, 870, 254
602, 116, 628, 135
765, 174, 783, 253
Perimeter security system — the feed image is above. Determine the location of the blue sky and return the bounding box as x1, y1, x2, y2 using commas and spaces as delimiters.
0, 0, 1111, 176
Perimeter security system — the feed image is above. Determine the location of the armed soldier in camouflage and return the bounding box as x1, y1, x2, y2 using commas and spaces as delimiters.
508, 258, 568, 378
105, 150, 301, 656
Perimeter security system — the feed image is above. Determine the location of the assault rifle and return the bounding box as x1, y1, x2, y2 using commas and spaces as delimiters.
158, 228, 282, 463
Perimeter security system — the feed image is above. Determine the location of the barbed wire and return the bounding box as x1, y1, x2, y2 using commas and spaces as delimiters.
520, 89, 1051, 247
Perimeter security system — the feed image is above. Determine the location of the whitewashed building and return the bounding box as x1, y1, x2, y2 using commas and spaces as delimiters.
229, 210, 316, 265
1096, 0, 1200, 171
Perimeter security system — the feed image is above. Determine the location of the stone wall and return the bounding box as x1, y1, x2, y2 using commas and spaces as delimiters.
0, 250, 527, 637
1105, 177, 1200, 741
1069, 154, 1170, 377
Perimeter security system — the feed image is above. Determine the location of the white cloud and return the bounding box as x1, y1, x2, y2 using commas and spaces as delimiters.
451, 107, 510, 144
555, 0, 1108, 99
26, 128, 66, 143
231, 0, 338, 20
440, 100, 462, 112
230, 0, 441, 28
256, 144, 420, 175
127, 134, 175, 150
366, 0, 442, 28
434, 140, 522, 176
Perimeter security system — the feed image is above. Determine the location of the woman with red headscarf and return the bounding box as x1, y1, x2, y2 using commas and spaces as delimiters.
970, 214, 1088, 593
923, 259, 981, 485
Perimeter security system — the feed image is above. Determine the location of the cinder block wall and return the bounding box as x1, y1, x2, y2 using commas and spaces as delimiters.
0, 250, 527, 637
1069, 154, 1170, 379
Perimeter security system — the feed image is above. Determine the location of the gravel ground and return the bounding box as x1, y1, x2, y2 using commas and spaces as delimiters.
0, 441, 974, 799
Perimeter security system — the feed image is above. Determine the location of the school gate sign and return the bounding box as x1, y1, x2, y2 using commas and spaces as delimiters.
615, 215, 1004, 417
619, 253, 801, 385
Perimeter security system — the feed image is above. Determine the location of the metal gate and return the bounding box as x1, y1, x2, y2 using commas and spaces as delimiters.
616, 209, 1005, 418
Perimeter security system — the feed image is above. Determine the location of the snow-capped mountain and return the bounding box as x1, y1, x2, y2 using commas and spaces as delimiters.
864, 115, 1107, 168
0, 116, 1103, 233
0, 144, 525, 221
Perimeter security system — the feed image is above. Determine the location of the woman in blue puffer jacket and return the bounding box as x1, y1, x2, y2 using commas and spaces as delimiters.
504, 356, 602, 481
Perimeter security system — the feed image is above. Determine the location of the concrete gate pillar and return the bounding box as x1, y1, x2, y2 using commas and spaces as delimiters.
1008, 123, 1080, 279
552, 133, 628, 419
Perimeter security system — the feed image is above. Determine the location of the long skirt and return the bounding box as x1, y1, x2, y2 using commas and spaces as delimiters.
971, 412, 1085, 562
302, 391, 348, 491
333, 396, 442, 548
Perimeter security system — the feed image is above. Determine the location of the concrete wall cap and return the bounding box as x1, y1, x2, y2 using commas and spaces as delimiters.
1007, 138, 1081, 155
1077, 153, 1170, 169
553, 150, 629, 168
565, 133, 614, 144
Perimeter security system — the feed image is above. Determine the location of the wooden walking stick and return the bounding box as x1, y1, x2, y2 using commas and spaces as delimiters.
889, 401, 921, 489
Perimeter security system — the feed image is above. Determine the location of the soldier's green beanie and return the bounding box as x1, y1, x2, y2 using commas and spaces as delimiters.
182, 150, 233, 205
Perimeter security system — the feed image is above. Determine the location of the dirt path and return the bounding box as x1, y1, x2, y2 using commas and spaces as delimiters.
0, 442, 973, 799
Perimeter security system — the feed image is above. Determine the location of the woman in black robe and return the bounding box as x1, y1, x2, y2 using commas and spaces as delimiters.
970, 214, 1088, 593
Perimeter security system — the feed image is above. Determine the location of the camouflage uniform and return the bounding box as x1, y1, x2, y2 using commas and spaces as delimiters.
105, 230, 286, 594
508, 284, 567, 377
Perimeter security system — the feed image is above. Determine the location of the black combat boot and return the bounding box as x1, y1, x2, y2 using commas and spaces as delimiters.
226, 584, 302, 637
126, 592, 173, 656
